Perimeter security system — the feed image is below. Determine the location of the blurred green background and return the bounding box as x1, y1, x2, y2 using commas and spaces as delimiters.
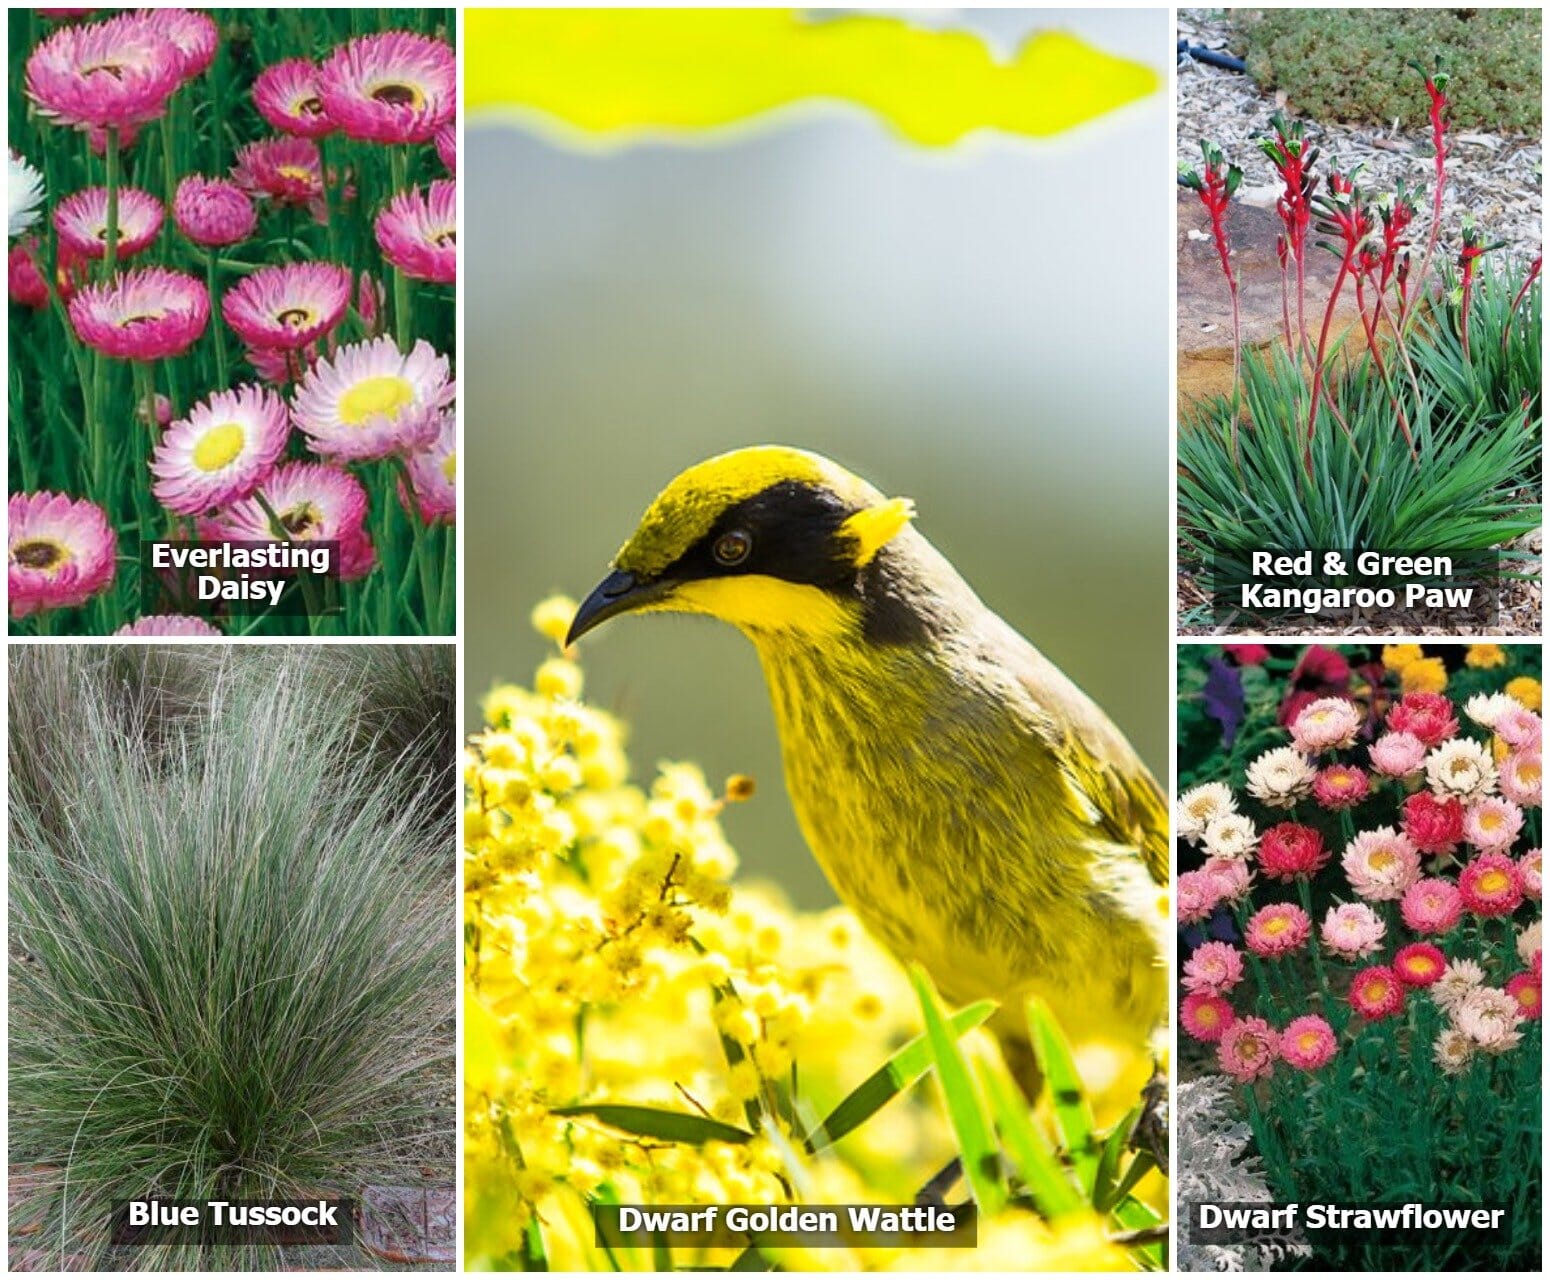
466, 9, 1169, 907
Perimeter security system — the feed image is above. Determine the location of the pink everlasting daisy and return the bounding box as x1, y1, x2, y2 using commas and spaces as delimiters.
1290, 696, 1362, 754
1313, 763, 1369, 810
1401, 791, 1464, 856
25, 12, 181, 131
1341, 827, 1420, 902
1400, 877, 1463, 935
1258, 822, 1328, 882
1505, 971, 1541, 1020
54, 186, 163, 260
8, 491, 117, 618
1499, 748, 1541, 809
1182, 940, 1245, 996
1180, 993, 1235, 1044
1458, 852, 1523, 917
1520, 849, 1541, 901
222, 261, 352, 353
291, 335, 451, 461
1217, 1015, 1277, 1081
232, 136, 324, 210
1392, 942, 1447, 988
115, 614, 221, 636
375, 179, 455, 284
1369, 731, 1427, 778
1496, 706, 1543, 750
1462, 796, 1525, 853
1279, 1015, 1336, 1071
1202, 855, 1252, 904
68, 267, 208, 360
1176, 868, 1224, 925
173, 176, 256, 247
1321, 902, 1386, 960
209, 461, 376, 581
401, 407, 455, 524
139, 8, 218, 81
435, 122, 455, 173
150, 384, 291, 514
1244, 902, 1311, 958
253, 57, 334, 137
318, 31, 456, 144
1348, 965, 1404, 1020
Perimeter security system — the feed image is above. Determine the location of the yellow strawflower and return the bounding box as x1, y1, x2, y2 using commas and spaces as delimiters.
1382, 643, 1424, 673
1401, 656, 1448, 695
1506, 676, 1542, 711
1466, 643, 1508, 670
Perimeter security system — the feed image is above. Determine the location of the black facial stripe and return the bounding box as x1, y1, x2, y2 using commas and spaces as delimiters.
662, 481, 858, 590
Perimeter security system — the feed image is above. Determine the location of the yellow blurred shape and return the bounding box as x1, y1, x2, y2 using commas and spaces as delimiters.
465, 9, 1158, 146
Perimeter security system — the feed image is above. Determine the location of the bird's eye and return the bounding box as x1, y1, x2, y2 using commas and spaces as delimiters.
713, 530, 752, 567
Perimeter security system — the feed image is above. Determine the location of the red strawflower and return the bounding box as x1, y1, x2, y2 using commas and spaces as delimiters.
1349, 965, 1405, 1020
1402, 792, 1464, 856
1386, 691, 1459, 747
1392, 942, 1447, 987
1258, 822, 1329, 882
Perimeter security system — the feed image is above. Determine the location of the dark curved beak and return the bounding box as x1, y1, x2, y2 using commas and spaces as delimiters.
565, 569, 669, 646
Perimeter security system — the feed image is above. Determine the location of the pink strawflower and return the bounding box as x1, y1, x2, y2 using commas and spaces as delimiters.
1370, 730, 1427, 778
1224, 643, 1270, 665
400, 407, 455, 524
1520, 849, 1541, 901
221, 261, 352, 352
232, 136, 324, 210
137, 392, 172, 429
86, 120, 142, 155
1400, 877, 1463, 935
1176, 868, 1222, 924
115, 614, 221, 636
150, 384, 291, 515
1458, 852, 1523, 917
1245, 902, 1311, 958
1341, 827, 1420, 902
173, 175, 256, 247
9, 241, 49, 309
253, 57, 334, 137
318, 30, 456, 144
1217, 1016, 1277, 1081
1313, 763, 1370, 810
1462, 796, 1525, 853
139, 8, 218, 80
1496, 705, 1543, 750
1182, 941, 1245, 996
1279, 1015, 1337, 1071
1290, 696, 1362, 754
1505, 971, 1541, 1020
1387, 691, 1459, 747
206, 463, 377, 583
291, 335, 451, 461
25, 12, 181, 131
1202, 855, 1253, 904
1321, 902, 1386, 959
1348, 965, 1405, 1019
1258, 822, 1328, 882
54, 186, 163, 260
1401, 791, 1464, 856
1181, 993, 1236, 1044
1499, 748, 1542, 809
435, 121, 455, 173
8, 491, 117, 618
1393, 942, 1447, 987
375, 179, 455, 284
68, 266, 208, 360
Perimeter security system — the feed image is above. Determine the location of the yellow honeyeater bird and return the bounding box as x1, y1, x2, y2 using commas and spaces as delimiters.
566, 446, 1168, 1099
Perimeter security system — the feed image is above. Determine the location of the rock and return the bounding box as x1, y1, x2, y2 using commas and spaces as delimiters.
1177, 188, 1369, 414
357, 1183, 454, 1265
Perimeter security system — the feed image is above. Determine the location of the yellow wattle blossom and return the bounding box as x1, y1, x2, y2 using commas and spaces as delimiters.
464, 596, 1155, 1271
1382, 643, 1424, 674
1400, 656, 1448, 695
1466, 643, 1508, 670
1505, 676, 1542, 712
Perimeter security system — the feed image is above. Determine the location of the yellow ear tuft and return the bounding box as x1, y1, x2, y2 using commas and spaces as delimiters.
840, 497, 915, 566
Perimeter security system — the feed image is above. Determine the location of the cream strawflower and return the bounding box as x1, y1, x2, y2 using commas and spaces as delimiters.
10, 152, 46, 238
1464, 692, 1517, 730
1453, 986, 1523, 1053
1518, 920, 1542, 966
1425, 737, 1498, 802
1177, 782, 1236, 843
1433, 1027, 1474, 1075
1246, 747, 1316, 809
1202, 812, 1258, 861
1432, 959, 1487, 1012
1340, 827, 1421, 902
1290, 696, 1362, 754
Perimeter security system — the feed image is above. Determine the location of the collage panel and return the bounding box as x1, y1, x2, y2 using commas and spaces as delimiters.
1175, 7, 1542, 638
7, 644, 456, 1269
462, 7, 1172, 1271
8, 8, 456, 638
1176, 642, 1542, 1269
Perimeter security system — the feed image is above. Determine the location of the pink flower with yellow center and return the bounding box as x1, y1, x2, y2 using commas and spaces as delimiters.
173, 175, 256, 248
1313, 763, 1370, 810
253, 57, 334, 137
1369, 730, 1427, 778
8, 491, 117, 618
291, 335, 451, 462
206, 461, 377, 582
1217, 1015, 1277, 1081
1340, 827, 1420, 902
1458, 852, 1523, 917
140, 8, 218, 81
150, 384, 291, 515
1180, 993, 1235, 1044
222, 261, 352, 353
1321, 902, 1386, 959
1392, 941, 1447, 987
232, 136, 324, 209
1519, 849, 1541, 901
1348, 965, 1404, 1019
1400, 877, 1463, 935
1504, 971, 1541, 1020
1279, 1015, 1336, 1071
25, 12, 181, 131
68, 266, 209, 360
1244, 902, 1310, 958
1496, 705, 1543, 751
1499, 748, 1541, 809
1290, 696, 1363, 754
54, 186, 163, 260
115, 614, 222, 636
375, 179, 455, 284
1462, 796, 1525, 853
1182, 940, 1244, 996
401, 407, 455, 524
318, 31, 456, 144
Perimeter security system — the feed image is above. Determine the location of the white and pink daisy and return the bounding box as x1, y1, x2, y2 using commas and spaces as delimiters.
1340, 827, 1420, 902
1462, 796, 1525, 854
1320, 902, 1386, 960
8, 490, 117, 618
53, 185, 163, 260
435, 122, 455, 173
1496, 705, 1543, 751
1499, 748, 1541, 809
253, 57, 334, 137
139, 8, 218, 81
150, 384, 290, 515
1369, 730, 1427, 778
115, 614, 222, 636
232, 135, 324, 210
318, 30, 456, 144
1453, 986, 1523, 1054
375, 179, 455, 284
291, 335, 451, 461
173, 175, 256, 248
68, 266, 209, 360
25, 12, 181, 131
1290, 696, 1362, 754
1519, 849, 1542, 901
401, 407, 455, 524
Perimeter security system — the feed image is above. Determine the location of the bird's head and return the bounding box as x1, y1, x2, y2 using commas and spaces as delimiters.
566, 446, 922, 647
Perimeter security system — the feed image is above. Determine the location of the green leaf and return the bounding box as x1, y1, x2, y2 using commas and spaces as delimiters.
552, 1104, 754, 1146
803, 999, 996, 1153
974, 1058, 1085, 1220
1025, 996, 1100, 1193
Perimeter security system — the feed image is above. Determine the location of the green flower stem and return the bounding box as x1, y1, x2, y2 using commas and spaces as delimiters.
389, 147, 413, 351
159, 112, 179, 224
104, 127, 121, 278
318, 133, 339, 261
1296, 877, 1338, 1022
437, 523, 455, 634
255, 488, 322, 634
204, 251, 229, 387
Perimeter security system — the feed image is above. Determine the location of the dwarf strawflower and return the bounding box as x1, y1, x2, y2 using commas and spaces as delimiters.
1217, 1016, 1277, 1081
222, 261, 353, 352
1245, 902, 1311, 959
1279, 1015, 1336, 1071
54, 186, 163, 260
376, 180, 456, 284
1348, 965, 1404, 1019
